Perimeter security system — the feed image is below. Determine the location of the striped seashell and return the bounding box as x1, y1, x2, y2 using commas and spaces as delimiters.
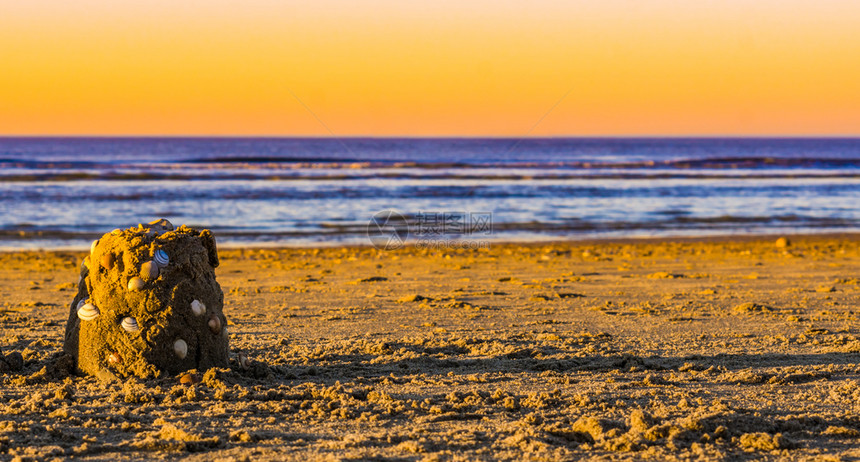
90, 239, 99, 256
121, 317, 139, 333
128, 277, 145, 291
140, 261, 159, 280
208, 315, 222, 334
238, 352, 250, 370
153, 249, 169, 268
107, 351, 121, 364
174, 339, 188, 359
110, 228, 122, 235
191, 299, 206, 316
77, 302, 99, 321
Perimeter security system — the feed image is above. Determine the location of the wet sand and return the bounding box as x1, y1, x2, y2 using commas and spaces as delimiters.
2, 235, 860, 460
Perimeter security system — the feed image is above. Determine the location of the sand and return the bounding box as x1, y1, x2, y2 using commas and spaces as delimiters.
1, 235, 860, 461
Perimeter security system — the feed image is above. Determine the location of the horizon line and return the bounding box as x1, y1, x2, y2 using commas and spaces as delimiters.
1, 134, 859, 140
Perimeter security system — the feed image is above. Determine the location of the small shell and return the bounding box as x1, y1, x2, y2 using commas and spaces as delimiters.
77, 302, 100, 321
108, 351, 121, 364
128, 277, 145, 291
179, 372, 198, 385
90, 239, 99, 256
148, 218, 175, 232
140, 261, 159, 280
153, 249, 169, 268
238, 352, 250, 370
208, 316, 222, 334
101, 252, 116, 270
111, 228, 122, 235
174, 339, 188, 359
191, 299, 206, 316
121, 316, 139, 333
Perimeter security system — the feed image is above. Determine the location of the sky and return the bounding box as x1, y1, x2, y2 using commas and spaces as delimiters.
0, 0, 858, 136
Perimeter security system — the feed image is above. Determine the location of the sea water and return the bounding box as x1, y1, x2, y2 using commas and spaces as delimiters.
1, 137, 858, 249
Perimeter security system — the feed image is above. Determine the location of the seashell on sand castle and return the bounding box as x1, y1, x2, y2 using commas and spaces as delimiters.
64, 219, 229, 379
121, 316, 139, 333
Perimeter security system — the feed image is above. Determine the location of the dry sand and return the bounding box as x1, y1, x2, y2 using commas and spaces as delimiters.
1, 235, 860, 461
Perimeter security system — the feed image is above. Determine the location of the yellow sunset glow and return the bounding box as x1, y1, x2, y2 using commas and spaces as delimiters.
1, 0, 858, 136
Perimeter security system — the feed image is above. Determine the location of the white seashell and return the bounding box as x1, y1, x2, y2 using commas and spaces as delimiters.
174, 339, 188, 359
191, 299, 206, 316
77, 302, 100, 321
121, 317, 139, 332
208, 316, 222, 334
90, 239, 99, 256
140, 261, 159, 280
128, 277, 145, 291
238, 352, 250, 370
153, 249, 169, 268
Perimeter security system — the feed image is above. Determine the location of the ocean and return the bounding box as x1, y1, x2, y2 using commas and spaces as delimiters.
1, 137, 859, 250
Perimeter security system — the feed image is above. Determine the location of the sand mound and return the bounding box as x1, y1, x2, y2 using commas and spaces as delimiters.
63, 219, 229, 379
0, 347, 24, 373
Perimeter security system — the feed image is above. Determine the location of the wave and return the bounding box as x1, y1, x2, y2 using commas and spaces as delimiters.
4, 168, 860, 183
2, 214, 855, 242
4, 152, 860, 170
177, 156, 368, 164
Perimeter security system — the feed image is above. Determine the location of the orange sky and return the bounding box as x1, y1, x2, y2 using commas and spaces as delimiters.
1, 0, 858, 136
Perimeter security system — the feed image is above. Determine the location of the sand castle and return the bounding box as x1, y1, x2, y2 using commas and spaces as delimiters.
64, 219, 229, 379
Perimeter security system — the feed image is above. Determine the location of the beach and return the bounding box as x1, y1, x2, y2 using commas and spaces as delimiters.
2, 235, 860, 460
